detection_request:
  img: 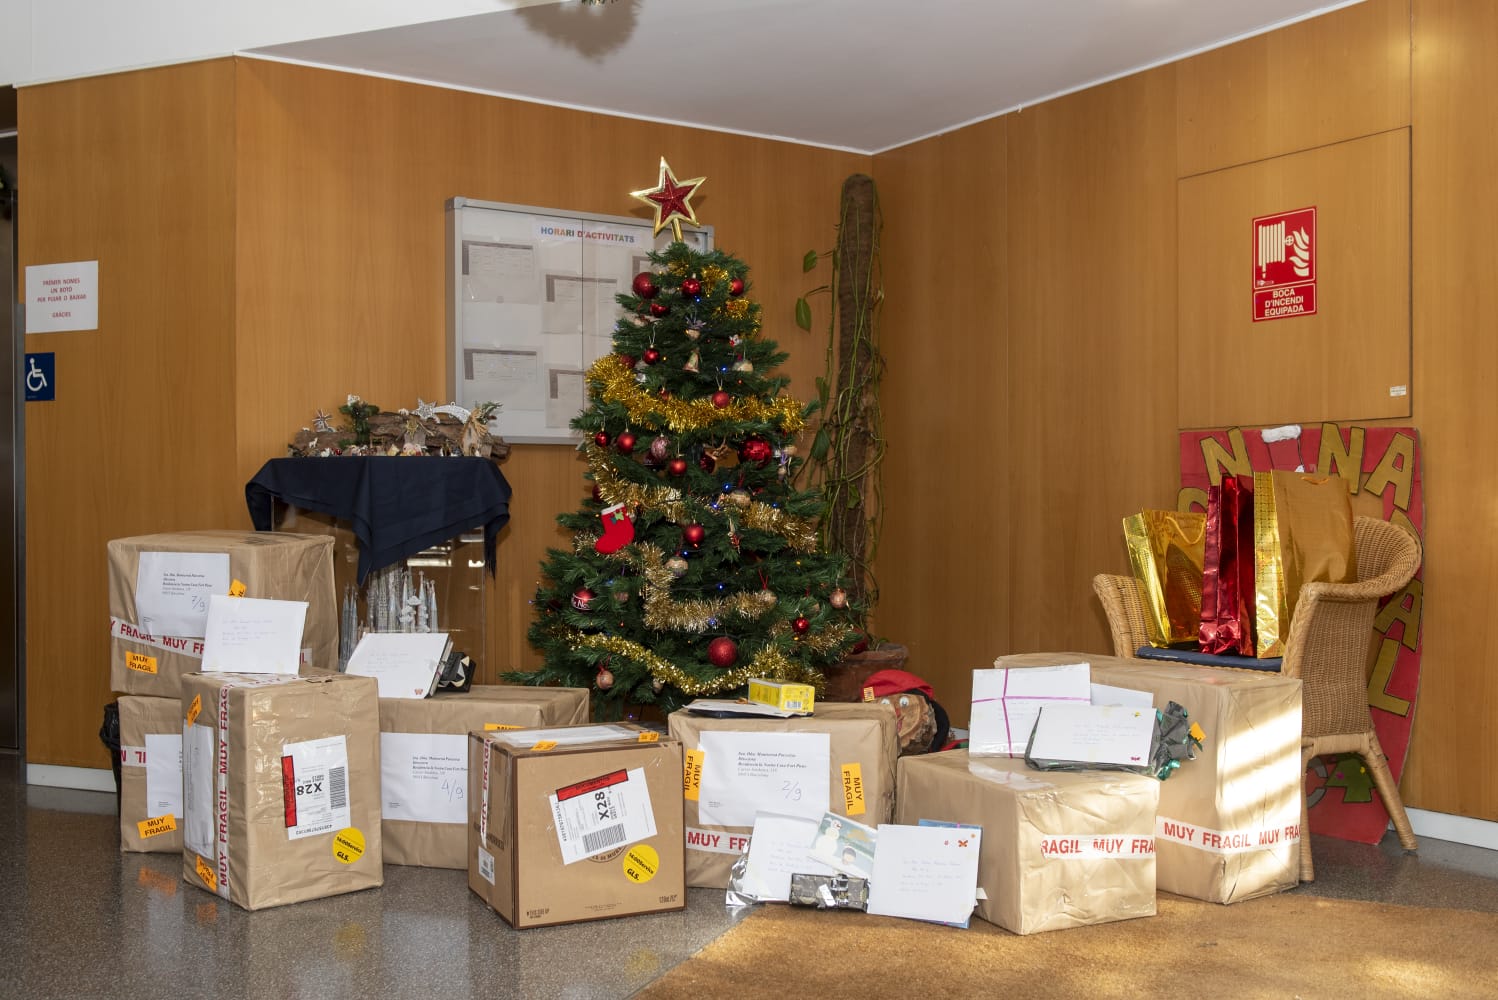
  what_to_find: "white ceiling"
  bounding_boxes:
[250,0,1363,155]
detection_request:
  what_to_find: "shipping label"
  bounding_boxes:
[550,767,657,865]
[281,735,351,840]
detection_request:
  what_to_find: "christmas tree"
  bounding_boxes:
[520,160,862,715]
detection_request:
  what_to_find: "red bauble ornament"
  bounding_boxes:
[667,457,689,477]
[649,302,670,318]
[698,452,717,473]
[593,430,610,448]
[682,523,706,547]
[708,636,738,668]
[711,390,732,409]
[591,483,603,501]
[632,272,659,299]
[739,437,774,466]
[728,278,746,297]
[643,347,662,365]
[617,353,638,370]
[681,277,702,297]
[616,431,637,454]
[658,387,672,399]
[792,616,811,634]
[596,667,615,690]
[571,588,596,611]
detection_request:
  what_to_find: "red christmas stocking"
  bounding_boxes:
[595,503,636,554]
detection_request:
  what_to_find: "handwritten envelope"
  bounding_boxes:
[866,823,982,925]
[200,595,308,674]
[970,662,1090,757]
[1025,703,1156,769]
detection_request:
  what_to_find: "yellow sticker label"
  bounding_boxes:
[637,731,660,742]
[683,749,704,801]
[623,843,660,884]
[333,827,366,865]
[195,854,217,891]
[228,579,247,598]
[126,651,158,675]
[137,814,177,839]
[531,740,558,752]
[186,694,202,726]
[862,686,877,703]
[841,763,866,816]
[484,723,522,731]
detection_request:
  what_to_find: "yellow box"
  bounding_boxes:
[746,678,815,714]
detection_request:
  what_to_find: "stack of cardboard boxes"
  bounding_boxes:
[108,530,1306,931]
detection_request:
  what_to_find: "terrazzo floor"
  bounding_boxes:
[3,753,1497,999]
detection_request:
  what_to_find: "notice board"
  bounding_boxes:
[446,197,712,444]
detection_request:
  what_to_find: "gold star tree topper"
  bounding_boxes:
[631,157,706,241]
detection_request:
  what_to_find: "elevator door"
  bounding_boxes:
[1,121,21,752]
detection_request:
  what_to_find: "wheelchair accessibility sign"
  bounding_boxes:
[24,353,55,402]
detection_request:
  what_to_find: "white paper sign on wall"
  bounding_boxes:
[25,260,99,333]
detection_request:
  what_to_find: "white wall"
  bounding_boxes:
[0,0,557,87]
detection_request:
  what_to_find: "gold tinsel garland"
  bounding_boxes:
[587,446,820,552]
[558,628,833,695]
[586,355,804,434]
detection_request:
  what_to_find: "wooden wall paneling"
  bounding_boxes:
[19,61,239,766]
[1405,0,1498,821]
[872,119,1009,723]
[232,60,870,697]
[1004,68,1182,662]
[1176,0,1411,177]
[1177,129,1411,429]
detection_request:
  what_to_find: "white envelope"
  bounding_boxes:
[199,595,308,674]
[970,661,1091,757]
[1027,703,1156,768]
[345,631,450,699]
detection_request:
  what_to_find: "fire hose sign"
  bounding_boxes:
[1252,206,1316,322]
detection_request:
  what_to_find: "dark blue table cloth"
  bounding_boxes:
[246,457,512,583]
[1134,645,1282,672]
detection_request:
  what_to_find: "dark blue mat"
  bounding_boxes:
[1134,646,1282,672]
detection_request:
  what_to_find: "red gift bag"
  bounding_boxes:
[1198,476,1255,655]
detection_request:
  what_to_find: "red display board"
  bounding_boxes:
[1252,206,1317,322]
[1179,424,1423,845]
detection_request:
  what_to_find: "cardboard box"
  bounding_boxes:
[118,695,184,853]
[181,670,383,910]
[667,701,899,888]
[896,750,1159,934]
[108,531,338,698]
[379,685,589,869]
[1003,652,1303,903]
[468,724,685,928]
[747,678,815,714]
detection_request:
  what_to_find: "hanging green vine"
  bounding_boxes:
[794,174,886,633]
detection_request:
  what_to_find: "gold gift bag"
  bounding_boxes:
[1253,471,1358,658]
[1123,510,1206,647]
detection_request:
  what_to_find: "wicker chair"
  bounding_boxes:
[1092,515,1424,881]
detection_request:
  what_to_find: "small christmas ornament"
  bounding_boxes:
[631,315,649,327]
[596,666,615,690]
[594,503,636,554]
[630,156,706,241]
[617,353,637,369]
[571,588,596,611]
[632,272,659,299]
[666,556,689,578]
[684,325,701,341]
[667,457,689,477]
[829,587,848,609]
[708,636,738,668]
[732,358,754,373]
[756,589,777,607]
[643,347,662,365]
[683,523,706,547]
[683,349,700,373]
[593,430,610,448]
[652,677,665,693]
[698,452,717,473]
[591,483,603,502]
[658,387,672,400]
[728,488,752,508]
[728,334,743,348]
[648,435,672,464]
[616,431,638,454]
[739,438,774,466]
[711,389,732,409]
[681,276,702,298]
[792,616,811,635]
[728,277,746,296]
[614,589,630,603]
[649,302,669,318]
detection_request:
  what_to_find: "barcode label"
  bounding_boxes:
[550,766,657,864]
[583,824,626,854]
[328,767,348,810]
[282,735,351,840]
